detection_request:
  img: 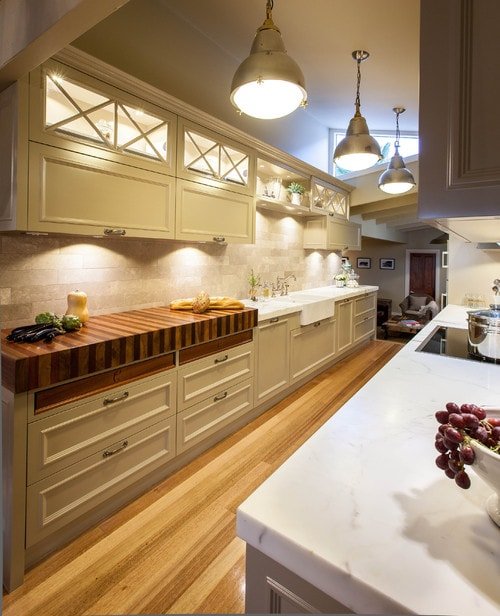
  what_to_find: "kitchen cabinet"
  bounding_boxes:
[254,313,299,406]
[177,117,255,196]
[176,340,254,453]
[310,177,349,219]
[255,157,311,216]
[303,216,361,251]
[1,59,178,238]
[25,369,176,549]
[336,292,376,354]
[419,0,500,220]
[336,298,353,354]
[175,178,255,244]
[290,317,336,382]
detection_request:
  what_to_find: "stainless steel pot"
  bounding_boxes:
[468,306,500,359]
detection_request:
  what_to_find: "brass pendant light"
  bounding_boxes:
[378,107,416,194]
[333,50,382,172]
[230,0,307,120]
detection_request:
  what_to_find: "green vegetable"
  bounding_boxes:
[35,312,62,329]
[61,314,82,331]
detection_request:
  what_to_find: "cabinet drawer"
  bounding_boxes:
[26,418,175,547]
[353,293,376,317]
[176,378,253,454]
[28,371,176,484]
[353,310,376,343]
[177,341,253,410]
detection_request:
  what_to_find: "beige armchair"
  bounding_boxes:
[399,293,435,323]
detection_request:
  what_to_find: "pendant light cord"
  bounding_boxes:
[354,57,362,116]
[394,109,401,153]
[266,0,274,19]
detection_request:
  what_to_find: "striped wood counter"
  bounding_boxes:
[1,306,258,393]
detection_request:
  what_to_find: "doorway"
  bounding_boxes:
[405,249,441,300]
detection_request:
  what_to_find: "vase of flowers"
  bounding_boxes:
[334,273,347,287]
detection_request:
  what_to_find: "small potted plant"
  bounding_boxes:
[286,181,306,205]
[248,268,261,301]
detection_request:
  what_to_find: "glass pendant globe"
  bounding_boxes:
[232,79,305,120]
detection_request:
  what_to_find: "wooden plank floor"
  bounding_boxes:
[2,339,400,615]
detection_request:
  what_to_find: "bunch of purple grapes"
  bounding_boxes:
[434,402,500,489]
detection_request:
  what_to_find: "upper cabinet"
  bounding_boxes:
[177,118,255,196]
[310,177,349,219]
[303,216,361,251]
[255,157,311,216]
[419,0,500,220]
[30,60,177,175]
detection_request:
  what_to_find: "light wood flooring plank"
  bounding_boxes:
[3,340,400,615]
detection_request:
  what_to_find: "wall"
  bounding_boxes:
[447,236,500,307]
[0,210,342,330]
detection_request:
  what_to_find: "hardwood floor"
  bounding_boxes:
[2,340,400,615]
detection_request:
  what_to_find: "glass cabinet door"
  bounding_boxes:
[31,61,176,173]
[311,180,349,218]
[178,119,255,195]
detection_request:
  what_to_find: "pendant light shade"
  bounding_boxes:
[334,50,382,172]
[378,107,416,194]
[230,0,307,120]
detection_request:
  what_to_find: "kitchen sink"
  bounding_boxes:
[273,293,335,325]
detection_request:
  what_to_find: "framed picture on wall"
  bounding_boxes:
[380,258,395,270]
[357,258,371,269]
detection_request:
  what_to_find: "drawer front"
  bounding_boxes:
[177,341,253,410]
[176,379,253,454]
[26,418,175,547]
[28,372,176,484]
[353,310,376,343]
[353,293,376,317]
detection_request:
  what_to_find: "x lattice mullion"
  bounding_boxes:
[118,105,165,159]
[186,132,219,175]
[220,145,247,183]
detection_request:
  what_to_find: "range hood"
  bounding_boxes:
[433,217,500,245]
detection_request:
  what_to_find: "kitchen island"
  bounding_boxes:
[237,304,500,615]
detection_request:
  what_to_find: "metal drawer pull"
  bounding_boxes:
[104,228,126,236]
[214,391,228,402]
[213,236,226,243]
[314,321,321,327]
[214,354,228,364]
[103,391,129,405]
[103,440,128,458]
[269,317,279,323]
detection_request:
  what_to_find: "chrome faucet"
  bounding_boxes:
[274,274,296,296]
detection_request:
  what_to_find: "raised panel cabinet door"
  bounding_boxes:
[353,311,376,344]
[303,217,328,250]
[177,117,256,195]
[28,142,176,238]
[353,293,376,318]
[255,317,290,405]
[289,318,336,382]
[336,299,353,354]
[175,178,255,244]
[29,60,177,175]
[326,217,362,251]
[26,418,176,547]
[27,371,176,484]
[419,0,500,218]
[176,378,254,454]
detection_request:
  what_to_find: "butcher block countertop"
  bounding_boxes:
[1,306,257,394]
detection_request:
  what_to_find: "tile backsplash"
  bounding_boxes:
[0,210,342,329]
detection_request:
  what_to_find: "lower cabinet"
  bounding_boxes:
[290,317,336,382]
[255,314,299,406]
[177,378,254,454]
[336,293,376,354]
[336,298,353,354]
[25,370,177,547]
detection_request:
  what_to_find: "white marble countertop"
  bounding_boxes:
[242,285,379,322]
[237,304,500,616]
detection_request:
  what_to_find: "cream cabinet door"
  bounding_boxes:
[353,311,376,344]
[255,316,292,405]
[303,217,361,251]
[310,177,349,218]
[290,317,336,382]
[175,178,255,244]
[177,117,255,195]
[28,142,176,238]
[336,299,353,354]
